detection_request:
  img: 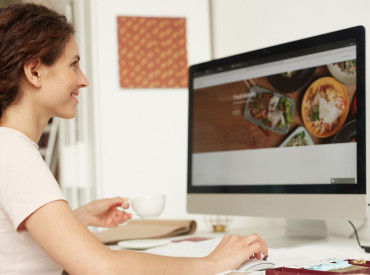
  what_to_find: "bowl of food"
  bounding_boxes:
[267,68,316,93]
[332,119,356,143]
[327,60,356,85]
[301,77,349,138]
[280,126,314,147]
[244,86,294,135]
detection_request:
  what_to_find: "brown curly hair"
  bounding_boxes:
[0,3,75,119]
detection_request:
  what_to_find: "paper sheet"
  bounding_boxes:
[94,219,196,244]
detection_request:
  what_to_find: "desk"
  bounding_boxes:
[207,231,370,269]
[267,235,369,268]
[108,230,370,274]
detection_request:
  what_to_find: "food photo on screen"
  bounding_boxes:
[191,55,357,186]
[192,59,357,152]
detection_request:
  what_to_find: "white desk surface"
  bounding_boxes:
[197,228,370,268]
[108,228,370,272]
[266,235,369,268]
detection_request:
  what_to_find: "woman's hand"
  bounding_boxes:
[205,233,268,273]
[74,197,132,227]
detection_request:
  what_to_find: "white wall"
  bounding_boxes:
[212,0,370,58]
[211,0,370,240]
[89,0,212,226]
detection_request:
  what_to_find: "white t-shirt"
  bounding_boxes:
[0,127,66,274]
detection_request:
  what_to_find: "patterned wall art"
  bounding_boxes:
[117,16,188,88]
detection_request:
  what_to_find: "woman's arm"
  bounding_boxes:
[25,200,268,275]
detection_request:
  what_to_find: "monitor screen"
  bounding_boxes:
[187,26,367,241]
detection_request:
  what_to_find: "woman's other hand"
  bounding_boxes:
[74,197,132,227]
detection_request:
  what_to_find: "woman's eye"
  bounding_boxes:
[71,61,79,68]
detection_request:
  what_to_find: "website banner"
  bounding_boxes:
[191,45,357,186]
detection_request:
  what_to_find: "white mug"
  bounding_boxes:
[130,194,166,219]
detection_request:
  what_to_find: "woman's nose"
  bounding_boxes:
[78,68,89,88]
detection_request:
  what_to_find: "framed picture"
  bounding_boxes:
[117,16,188,88]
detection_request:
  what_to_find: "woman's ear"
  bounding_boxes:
[23,59,42,88]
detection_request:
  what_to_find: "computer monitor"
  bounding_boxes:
[187,26,367,247]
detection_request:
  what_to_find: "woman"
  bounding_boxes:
[0,3,268,274]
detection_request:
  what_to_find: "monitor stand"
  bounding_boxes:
[265,219,327,248]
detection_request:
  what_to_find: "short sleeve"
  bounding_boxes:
[0,131,66,230]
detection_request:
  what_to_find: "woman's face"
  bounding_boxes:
[37,35,89,119]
